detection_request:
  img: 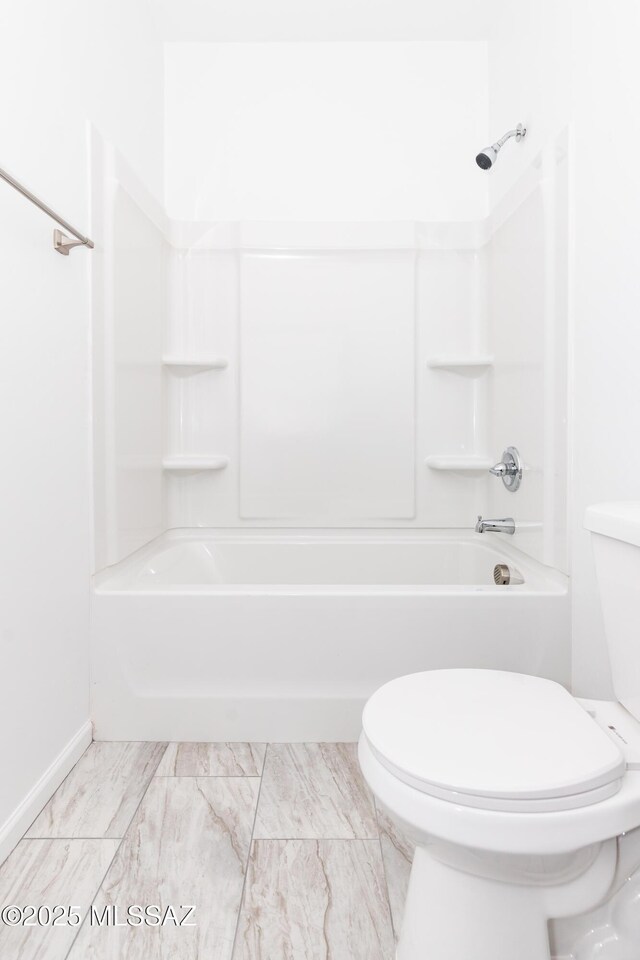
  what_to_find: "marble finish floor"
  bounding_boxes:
[0,741,413,959]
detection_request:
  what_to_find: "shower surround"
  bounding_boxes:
[90,114,569,739]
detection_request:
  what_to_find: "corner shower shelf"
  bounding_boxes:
[426,355,494,373]
[425,455,493,472]
[162,455,229,472]
[162,356,228,370]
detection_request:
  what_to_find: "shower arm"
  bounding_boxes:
[493,125,526,149]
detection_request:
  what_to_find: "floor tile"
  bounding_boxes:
[233,839,395,960]
[67,776,259,960]
[0,839,119,960]
[376,806,414,941]
[26,742,167,839]
[156,742,266,777]
[253,743,377,839]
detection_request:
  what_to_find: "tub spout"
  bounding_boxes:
[476,515,516,535]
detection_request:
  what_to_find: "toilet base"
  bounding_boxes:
[397,840,618,960]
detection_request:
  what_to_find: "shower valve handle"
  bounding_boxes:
[488,447,523,492]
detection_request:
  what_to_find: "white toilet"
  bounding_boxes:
[359,503,640,960]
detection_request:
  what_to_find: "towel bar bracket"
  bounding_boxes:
[53,229,93,256]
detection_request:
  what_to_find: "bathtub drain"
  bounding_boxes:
[493,563,524,586]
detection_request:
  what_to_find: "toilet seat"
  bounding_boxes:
[362,669,626,813]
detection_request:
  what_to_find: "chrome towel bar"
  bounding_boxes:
[0,163,94,256]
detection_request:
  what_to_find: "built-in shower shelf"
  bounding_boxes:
[426,455,493,472]
[427,355,494,373]
[162,356,228,370]
[162,456,229,472]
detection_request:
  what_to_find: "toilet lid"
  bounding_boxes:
[362,670,626,810]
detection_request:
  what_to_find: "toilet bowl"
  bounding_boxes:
[359,503,640,960]
[359,673,640,960]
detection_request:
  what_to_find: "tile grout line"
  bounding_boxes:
[373,798,399,948]
[153,774,263,779]
[228,743,269,960]
[21,836,124,842]
[60,741,170,960]
[218,834,380,841]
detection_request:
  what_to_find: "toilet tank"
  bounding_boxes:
[585,503,640,722]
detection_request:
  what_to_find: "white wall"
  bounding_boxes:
[486,0,572,208]
[164,41,488,222]
[570,1,640,698]
[155,0,498,43]
[0,0,163,860]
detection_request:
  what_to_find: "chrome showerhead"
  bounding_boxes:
[476,123,526,170]
[475,145,499,170]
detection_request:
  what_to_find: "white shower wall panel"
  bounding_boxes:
[166,249,239,358]
[487,135,569,571]
[239,251,416,519]
[163,223,494,530]
[489,186,545,550]
[112,188,166,557]
[419,246,491,526]
[92,136,169,569]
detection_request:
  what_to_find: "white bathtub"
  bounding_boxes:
[91,530,569,740]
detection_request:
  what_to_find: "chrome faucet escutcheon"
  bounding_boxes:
[489,446,523,492]
[475,516,516,535]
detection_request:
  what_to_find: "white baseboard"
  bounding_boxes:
[92,696,364,742]
[0,721,93,867]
